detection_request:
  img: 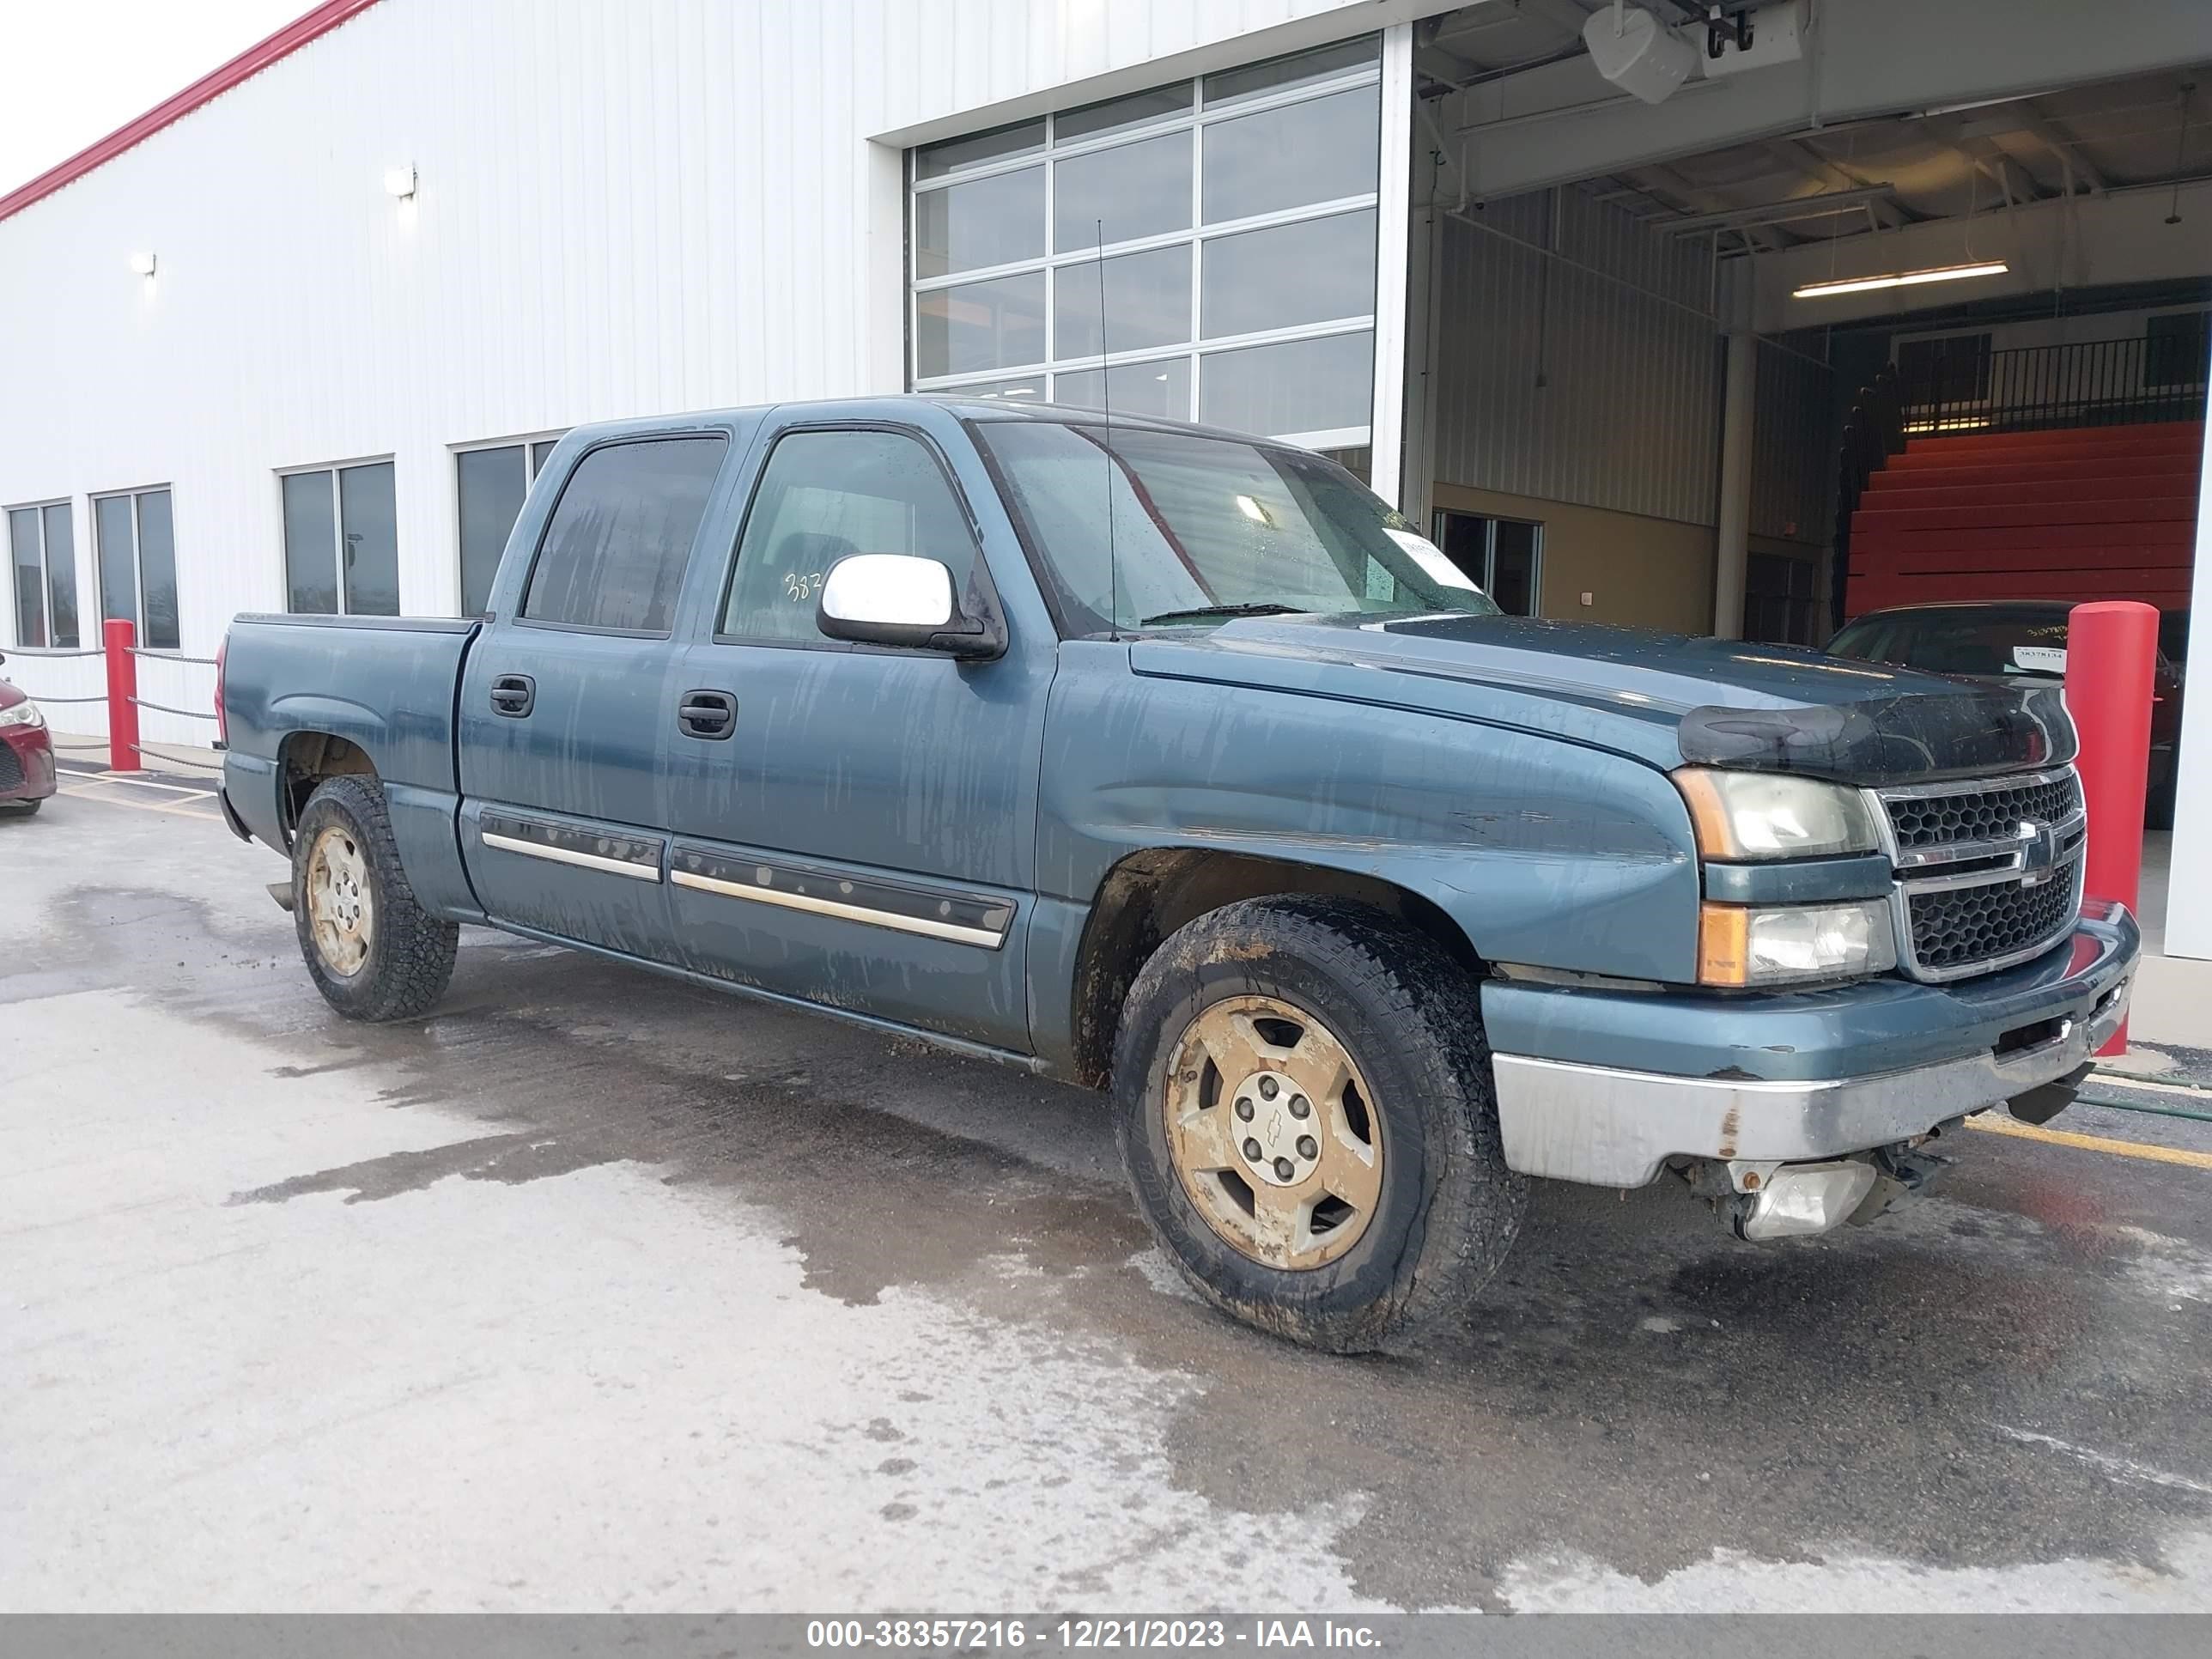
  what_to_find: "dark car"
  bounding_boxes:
[0,653,58,816]
[1826,601,2186,830]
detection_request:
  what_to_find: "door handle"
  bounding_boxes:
[489,674,535,718]
[678,689,738,740]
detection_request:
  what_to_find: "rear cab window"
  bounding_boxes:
[520,435,728,632]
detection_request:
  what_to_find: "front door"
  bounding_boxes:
[662,422,1052,1052]
[459,432,731,961]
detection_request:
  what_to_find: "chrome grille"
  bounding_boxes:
[1883,772,2081,851]
[1870,766,2086,983]
[1905,855,2083,974]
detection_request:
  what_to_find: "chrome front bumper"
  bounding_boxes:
[1492,933,2135,1189]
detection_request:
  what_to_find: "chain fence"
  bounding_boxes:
[13,641,224,778]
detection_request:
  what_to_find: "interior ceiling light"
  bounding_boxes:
[1791,261,2009,300]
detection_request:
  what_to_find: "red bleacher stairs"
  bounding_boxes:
[1845,420,2203,616]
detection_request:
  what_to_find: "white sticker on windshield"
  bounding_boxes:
[2012,645,2068,674]
[1385,529,1481,592]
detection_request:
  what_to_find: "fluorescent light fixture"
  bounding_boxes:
[128,250,156,276]
[384,164,417,198]
[1903,416,1994,434]
[1792,260,2008,300]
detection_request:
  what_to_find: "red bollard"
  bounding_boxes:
[2066,600,2159,1055]
[104,617,139,774]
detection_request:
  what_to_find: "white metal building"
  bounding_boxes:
[3,0,2211,954]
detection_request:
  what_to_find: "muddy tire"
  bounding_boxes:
[1113,896,1525,1355]
[292,775,458,1022]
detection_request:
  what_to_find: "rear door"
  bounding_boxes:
[458,430,732,961]
[661,414,1055,1052]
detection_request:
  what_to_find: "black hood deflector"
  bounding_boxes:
[1677,684,2075,787]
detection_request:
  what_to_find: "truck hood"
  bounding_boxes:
[1127,613,2075,787]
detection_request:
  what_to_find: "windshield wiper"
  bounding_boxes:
[1139,602,1304,627]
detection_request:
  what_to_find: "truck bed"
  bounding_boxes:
[221,612,483,915]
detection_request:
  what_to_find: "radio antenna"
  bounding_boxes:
[1097,218,1119,641]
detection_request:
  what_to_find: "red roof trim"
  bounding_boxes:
[0,0,383,224]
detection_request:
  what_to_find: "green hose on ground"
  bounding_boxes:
[2074,1091,2212,1126]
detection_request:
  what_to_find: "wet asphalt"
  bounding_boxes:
[4,772,2211,1613]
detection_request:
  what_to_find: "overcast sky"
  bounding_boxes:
[0,0,308,196]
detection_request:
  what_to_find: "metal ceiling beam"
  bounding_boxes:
[1420,40,1595,94]
[1916,115,2057,204]
[1449,0,2212,204]
[1656,180,1902,233]
[1964,104,2110,193]
[1631,160,1804,247]
[1760,137,1912,226]
[1514,0,1604,40]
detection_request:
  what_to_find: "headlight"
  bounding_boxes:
[1674,768,1877,860]
[1698,899,1897,988]
[0,699,44,730]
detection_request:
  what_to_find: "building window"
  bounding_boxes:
[1432,510,1540,616]
[282,462,398,617]
[2144,309,2210,391]
[91,488,179,650]
[520,437,726,634]
[8,501,79,649]
[908,35,1382,448]
[1744,551,1819,646]
[455,436,565,617]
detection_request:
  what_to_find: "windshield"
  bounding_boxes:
[1829,606,2073,679]
[974,421,1499,634]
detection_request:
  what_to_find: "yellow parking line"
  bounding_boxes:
[57,771,211,797]
[1966,1112,2212,1171]
[55,785,220,822]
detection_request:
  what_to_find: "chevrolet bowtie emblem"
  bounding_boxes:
[2018,819,2058,886]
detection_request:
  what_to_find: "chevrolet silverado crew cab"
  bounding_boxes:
[219,398,2138,1353]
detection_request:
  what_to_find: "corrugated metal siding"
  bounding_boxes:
[1429,185,1724,527]
[0,0,1376,739]
[1750,339,1835,546]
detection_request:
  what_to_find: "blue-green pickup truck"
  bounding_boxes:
[219,397,2138,1352]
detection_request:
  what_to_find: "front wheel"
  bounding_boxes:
[292,775,458,1021]
[1113,896,1525,1354]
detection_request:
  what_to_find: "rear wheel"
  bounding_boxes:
[292,775,457,1021]
[1114,896,1525,1354]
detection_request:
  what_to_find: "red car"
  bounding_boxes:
[0,654,58,815]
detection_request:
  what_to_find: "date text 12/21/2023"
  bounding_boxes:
[804,1618,1383,1650]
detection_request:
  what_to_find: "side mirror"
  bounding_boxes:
[817,553,1006,659]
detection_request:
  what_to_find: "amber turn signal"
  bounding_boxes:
[1698,902,1752,987]
[1677,773,1739,863]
